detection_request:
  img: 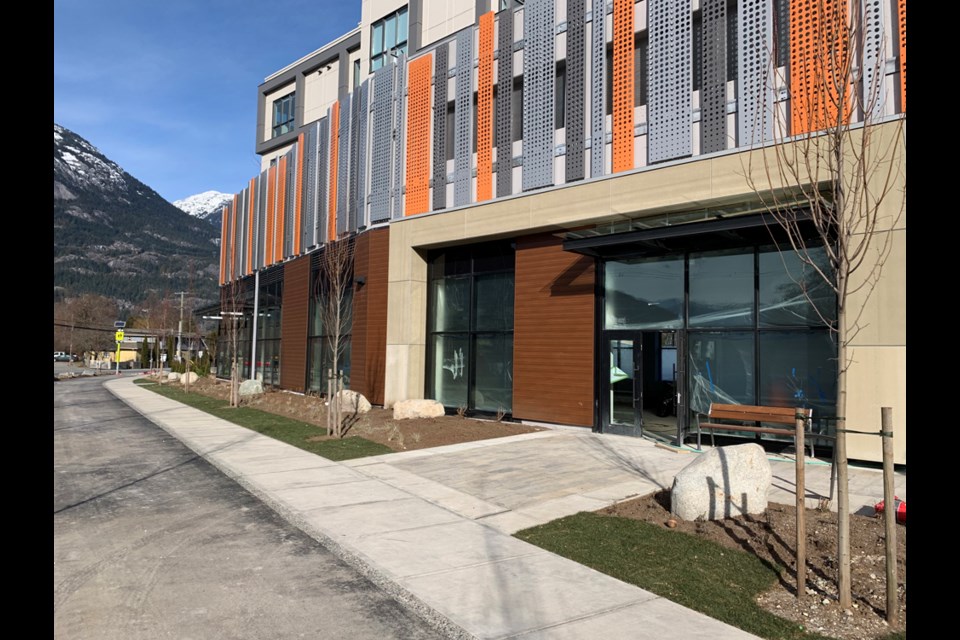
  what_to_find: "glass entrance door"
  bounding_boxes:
[605,331,681,441]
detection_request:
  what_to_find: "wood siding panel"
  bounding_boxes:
[350,227,389,405]
[280,254,310,393]
[513,234,595,426]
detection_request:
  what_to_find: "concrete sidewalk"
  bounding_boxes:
[106,377,904,640]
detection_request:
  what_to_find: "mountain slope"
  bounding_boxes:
[174,190,232,227]
[53,123,220,310]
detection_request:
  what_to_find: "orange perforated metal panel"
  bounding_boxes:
[295,134,304,255]
[898,0,906,112]
[247,178,256,275]
[328,102,339,241]
[405,54,433,216]
[276,156,287,262]
[477,11,494,202]
[220,204,229,284]
[612,0,635,173]
[789,0,850,135]
[266,165,276,265]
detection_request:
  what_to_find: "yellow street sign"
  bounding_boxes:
[115,330,125,342]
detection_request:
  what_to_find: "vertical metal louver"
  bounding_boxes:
[738,0,775,146]
[392,57,407,219]
[522,0,556,191]
[566,0,586,182]
[701,0,727,154]
[433,43,449,211]
[370,65,395,223]
[590,0,607,177]
[648,0,692,164]
[496,8,514,197]
[454,28,474,206]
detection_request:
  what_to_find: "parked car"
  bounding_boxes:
[54,353,71,362]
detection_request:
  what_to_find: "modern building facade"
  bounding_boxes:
[217,0,907,464]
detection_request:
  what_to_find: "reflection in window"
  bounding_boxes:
[759,245,835,327]
[688,331,755,414]
[605,257,684,329]
[272,92,296,138]
[689,248,754,327]
[370,7,408,71]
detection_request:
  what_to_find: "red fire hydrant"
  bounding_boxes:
[874,497,906,525]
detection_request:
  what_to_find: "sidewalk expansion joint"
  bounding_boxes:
[494,594,660,640]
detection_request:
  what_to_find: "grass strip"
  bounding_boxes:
[515,512,836,640]
[134,379,393,461]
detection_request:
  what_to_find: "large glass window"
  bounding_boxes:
[307,274,353,394]
[370,7,408,71]
[272,93,296,138]
[428,242,515,414]
[689,248,755,327]
[605,256,684,329]
[759,245,835,327]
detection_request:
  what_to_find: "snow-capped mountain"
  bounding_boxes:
[173,190,233,225]
[54,122,220,309]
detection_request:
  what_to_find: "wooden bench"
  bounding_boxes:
[695,403,816,456]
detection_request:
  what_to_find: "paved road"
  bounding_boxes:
[54,376,445,640]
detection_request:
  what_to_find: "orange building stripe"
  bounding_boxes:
[230,194,238,281]
[220,204,229,284]
[247,178,256,275]
[266,165,276,265]
[789,0,850,135]
[612,0,635,173]
[328,102,339,241]
[405,54,433,216]
[898,0,906,112]
[276,156,287,262]
[295,134,304,254]
[477,11,494,202]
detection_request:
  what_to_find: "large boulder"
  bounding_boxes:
[671,443,772,521]
[336,389,371,414]
[239,378,264,397]
[167,372,180,382]
[179,371,199,385]
[393,399,445,420]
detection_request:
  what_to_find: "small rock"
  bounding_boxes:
[844,609,854,617]
[666,519,677,528]
[822,598,830,606]
[869,573,877,580]
[806,588,816,595]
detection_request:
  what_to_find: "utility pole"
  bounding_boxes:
[175,291,186,363]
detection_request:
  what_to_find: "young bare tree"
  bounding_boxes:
[314,237,355,438]
[744,1,906,608]
[222,279,247,408]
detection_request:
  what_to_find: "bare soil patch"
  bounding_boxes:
[175,375,544,451]
[600,491,906,640]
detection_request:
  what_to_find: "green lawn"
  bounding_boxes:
[134,379,393,461]
[515,512,835,640]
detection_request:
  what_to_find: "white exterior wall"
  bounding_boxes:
[303,60,341,125]
[421,0,474,48]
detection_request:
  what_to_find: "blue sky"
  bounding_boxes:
[54,0,361,203]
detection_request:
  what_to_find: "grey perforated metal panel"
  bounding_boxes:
[348,88,362,232]
[286,148,296,256]
[737,0,775,147]
[257,171,267,269]
[317,116,330,244]
[648,0,692,164]
[392,57,406,220]
[355,79,369,230]
[774,0,789,68]
[371,65,394,223]
[337,92,351,235]
[701,0,727,154]
[302,124,316,250]
[522,0,555,191]
[566,0,586,182]
[454,28,474,206]
[590,0,606,178]
[862,0,886,120]
[496,9,514,197]
[433,43,449,211]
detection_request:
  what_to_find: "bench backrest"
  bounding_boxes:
[707,403,813,426]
